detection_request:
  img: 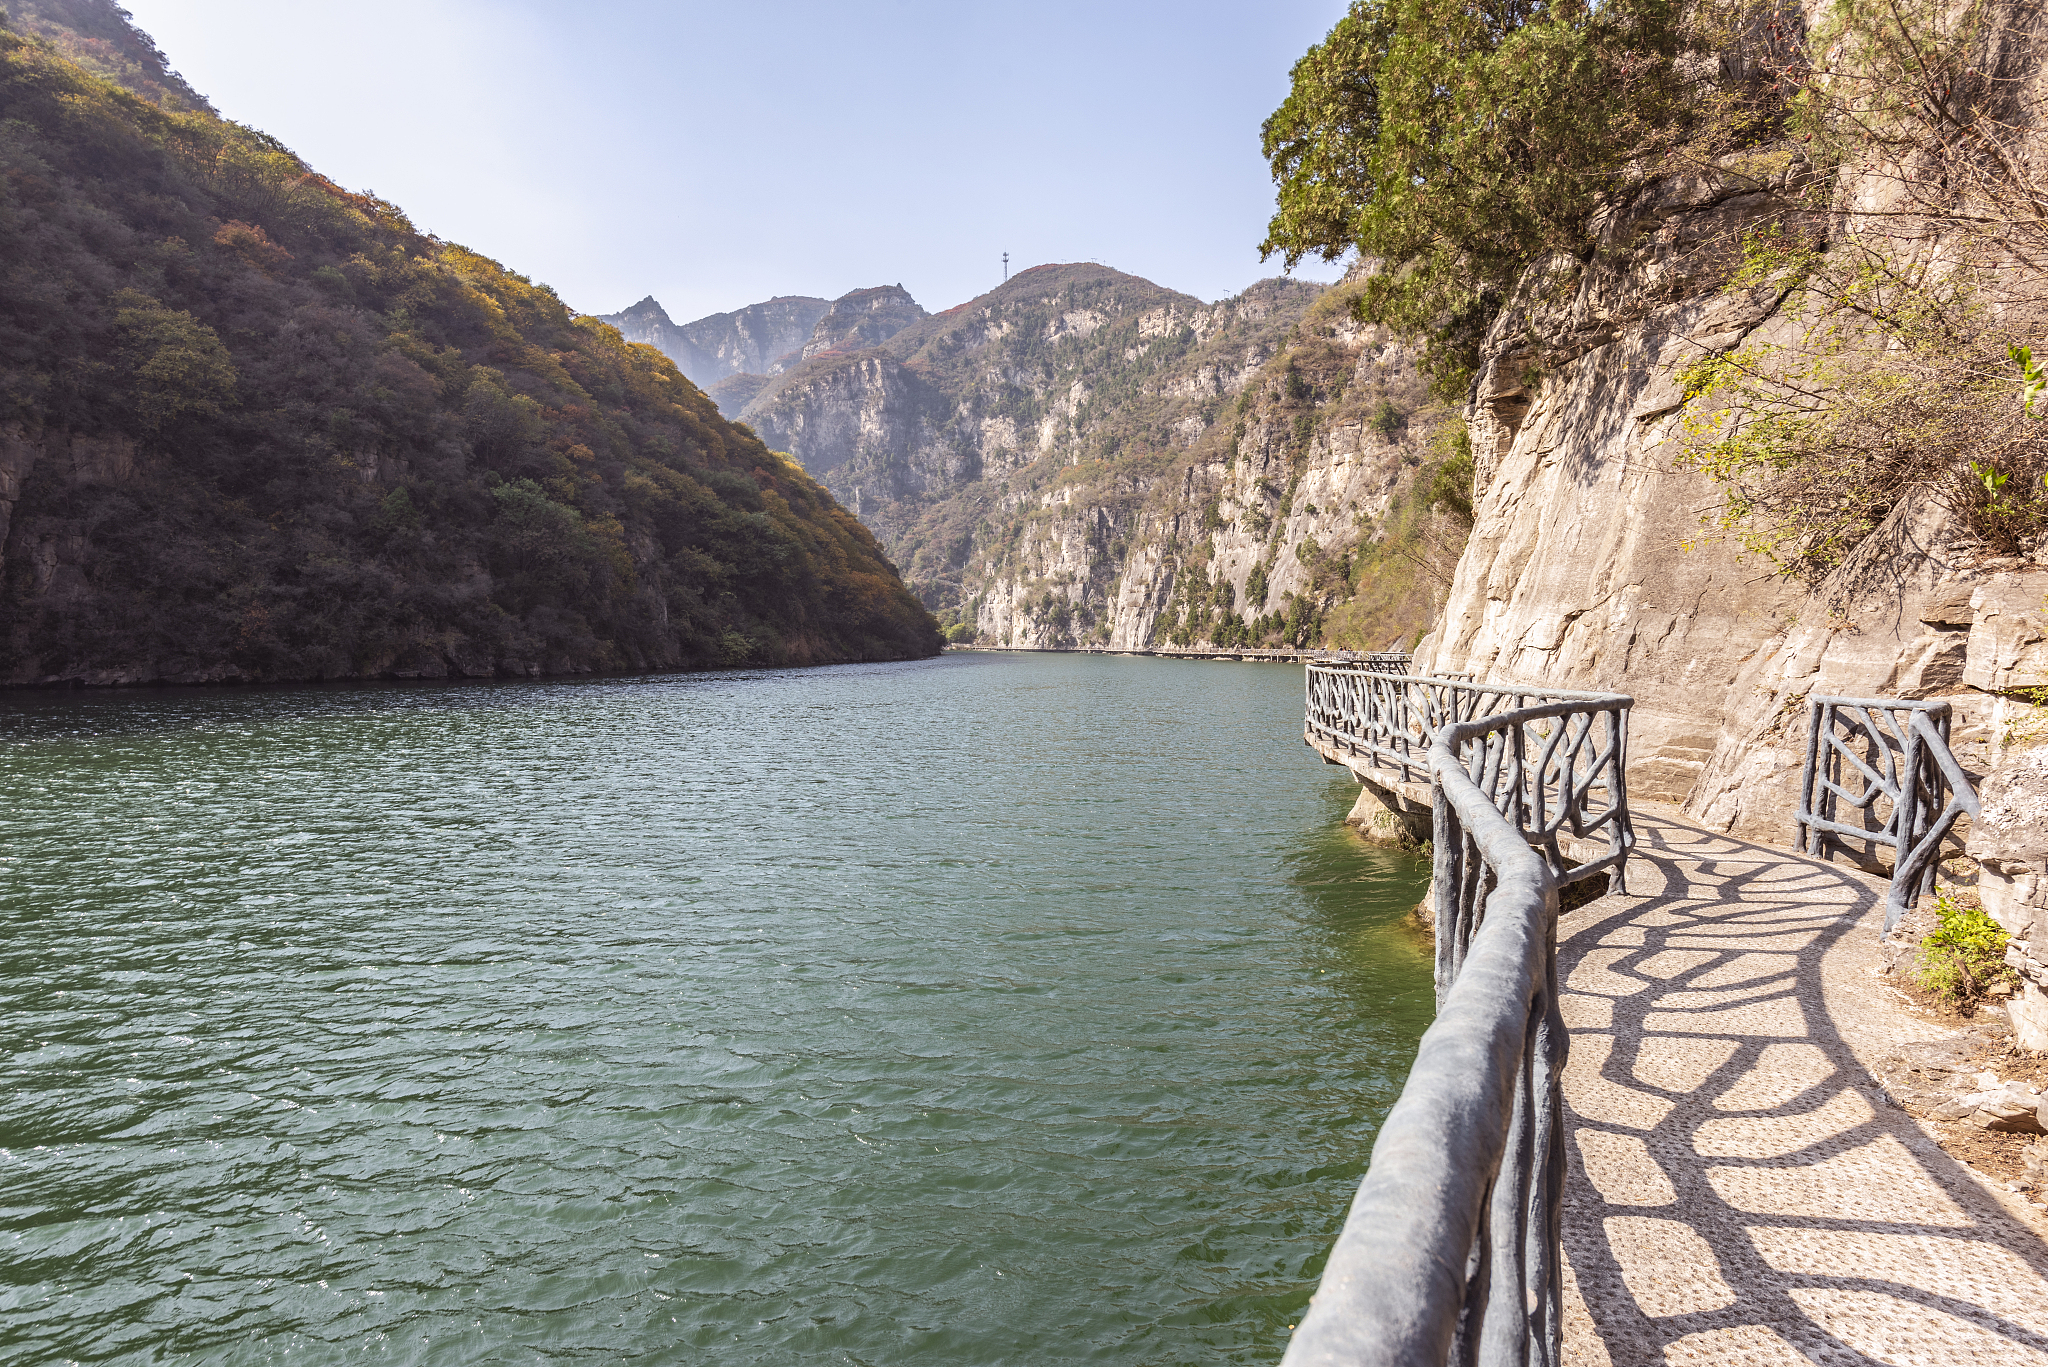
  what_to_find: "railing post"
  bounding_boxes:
[1799,695,1979,930]
[1796,699,1822,855]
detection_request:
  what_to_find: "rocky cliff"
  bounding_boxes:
[1415,150,2048,845]
[738,263,1452,652]
[796,285,926,363]
[594,294,829,388]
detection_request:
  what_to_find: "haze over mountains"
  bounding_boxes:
[598,286,930,402]
[596,295,828,389]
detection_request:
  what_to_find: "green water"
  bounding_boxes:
[0,652,1433,1365]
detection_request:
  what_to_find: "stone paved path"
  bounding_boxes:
[1559,810,2048,1365]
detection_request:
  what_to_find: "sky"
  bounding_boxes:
[118,1,1355,326]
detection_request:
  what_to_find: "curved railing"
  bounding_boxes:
[1287,674,1634,1367]
[1304,667,1633,894]
[1796,694,1980,932]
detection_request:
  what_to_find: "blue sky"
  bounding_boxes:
[121,1,1354,323]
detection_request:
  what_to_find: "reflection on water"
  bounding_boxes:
[0,653,1432,1364]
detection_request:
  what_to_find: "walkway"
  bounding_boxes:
[1559,809,2048,1365]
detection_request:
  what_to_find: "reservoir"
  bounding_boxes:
[1,653,1433,1365]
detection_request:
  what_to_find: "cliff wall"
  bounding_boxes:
[1417,152,2048,844]
[742,263,1450,653]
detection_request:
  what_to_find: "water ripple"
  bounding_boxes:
[0,654,1430,1364]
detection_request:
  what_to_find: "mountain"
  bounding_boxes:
[1,0,210,110]
[602,285,931,408]
[796,285,927,363]
[734,262,1446,652]
[593,294,829,388]
[0,3,940,684]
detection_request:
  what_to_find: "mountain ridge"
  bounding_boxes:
[0,3,940,684]
[721,261,1446,655]
[593,293,829,389]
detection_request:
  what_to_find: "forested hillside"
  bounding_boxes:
[0,7,938,684]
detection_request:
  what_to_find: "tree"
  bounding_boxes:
[1261,0,1680,396]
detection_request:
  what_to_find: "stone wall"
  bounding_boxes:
[1973,743,2048,1048]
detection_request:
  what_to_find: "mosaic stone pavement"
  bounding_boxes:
[1558,811,2048,1365]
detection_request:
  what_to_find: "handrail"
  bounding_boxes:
[1294,700,1630,1360]
[1795,694,1981,932]
[1305,667,1634,890]
[1287,686,1633,1367]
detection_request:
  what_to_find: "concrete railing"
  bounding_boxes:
[1287,674,1634,1367]
[1304,668,1634,887]
[1796,694,1981,932]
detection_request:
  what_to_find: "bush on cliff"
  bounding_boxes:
[1673,0,2048,580]
[0,17,940,681]
[1915,891,2017,1012]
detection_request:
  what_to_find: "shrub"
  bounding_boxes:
[1914,891,2017,1010]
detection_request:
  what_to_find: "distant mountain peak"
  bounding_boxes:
[609,296,675,326]
[800,286,927,363]
[592,294,830,389]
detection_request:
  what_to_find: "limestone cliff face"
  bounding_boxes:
[1416,151,2048,842]
[968,291,1435,652]
[595,295,829,388]
[740,263,1444,652]
[797,285,927,363]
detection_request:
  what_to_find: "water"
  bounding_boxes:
[0,653,1434,1365]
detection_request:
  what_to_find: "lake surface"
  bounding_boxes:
[0,652,1433,1365]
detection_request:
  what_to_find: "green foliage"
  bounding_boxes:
[1262,0,1680,396]
[1369,398,1403,437]
[1914,892,2017,1010]
[1425,435,1475,525]
[1671,0,2048,575]
[1724,221,1824,293]
[2014,345,2046,419]
[1677,274,2048,577]
[0,21,938,680]
[110,290,237,428]
[2,0,209,111]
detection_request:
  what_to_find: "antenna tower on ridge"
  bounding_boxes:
[1002,252,1009,284]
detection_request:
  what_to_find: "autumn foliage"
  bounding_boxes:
[0,18,939,682]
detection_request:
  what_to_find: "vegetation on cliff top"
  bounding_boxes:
[1268,0,2047,579]
[1673,0,2048,582]
[0,11,939,682]
[1262,0,1680,396]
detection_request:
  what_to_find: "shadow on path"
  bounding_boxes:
[1560,812,2048,1366]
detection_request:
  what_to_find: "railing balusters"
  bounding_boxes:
[1794,694,1982,932]
[1304,667,1635,893]
[1293,668,1634,1367]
